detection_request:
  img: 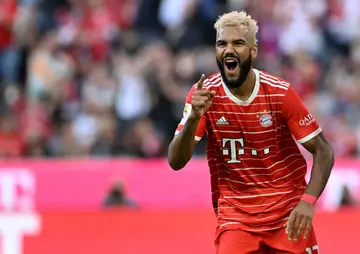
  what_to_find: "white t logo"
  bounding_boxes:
[222,138,245,163]
[0,214,40,254]
[0,169,41,254]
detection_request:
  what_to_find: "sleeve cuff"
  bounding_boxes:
[194,136,202,141]
[174,130,202,141]
[297,127,322,144]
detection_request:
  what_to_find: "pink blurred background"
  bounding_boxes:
[0,158,360,253]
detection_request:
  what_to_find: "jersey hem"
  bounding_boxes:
[215,221,288,242]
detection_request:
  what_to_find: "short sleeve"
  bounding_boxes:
[282,86,322,143]
[175,86,207,141]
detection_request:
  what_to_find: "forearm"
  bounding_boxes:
[305,142,334,198]
[168,115,200,170]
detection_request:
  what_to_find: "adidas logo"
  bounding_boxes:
[216,116,229,125]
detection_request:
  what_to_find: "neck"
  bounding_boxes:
[229,69,256,100]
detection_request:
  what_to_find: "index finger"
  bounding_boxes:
[295,218,307,241]
[286,213,296,235]
[196,74,205,90]
[303,220,312,239]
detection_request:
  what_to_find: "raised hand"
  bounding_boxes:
[190,74,216,119]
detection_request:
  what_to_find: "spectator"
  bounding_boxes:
[339,185,357,207]
[0,112,25,158]
[0,0,19,85]
[103,181,138,209]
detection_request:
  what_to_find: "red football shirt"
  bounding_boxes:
[175,69,321,234]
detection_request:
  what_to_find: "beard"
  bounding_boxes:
[216,50,252,89]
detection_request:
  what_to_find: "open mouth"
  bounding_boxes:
[224,58,239,73]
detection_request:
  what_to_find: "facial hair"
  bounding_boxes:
[217,50,252,89]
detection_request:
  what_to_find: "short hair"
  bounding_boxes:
[214,11,259,45]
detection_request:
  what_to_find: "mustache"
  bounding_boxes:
[222,54,240,62]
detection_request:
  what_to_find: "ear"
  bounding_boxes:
[251,44,258,60]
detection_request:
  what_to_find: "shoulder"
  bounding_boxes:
[258,70,292,94]
[185,73,222,99]
[193,72,222,90]
[204,72,222,87]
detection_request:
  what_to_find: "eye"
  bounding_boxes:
[217,42,226,47]
[234,41,244,46]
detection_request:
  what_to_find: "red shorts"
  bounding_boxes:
[215,227,319,254]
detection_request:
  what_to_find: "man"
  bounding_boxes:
[168,11,334,254]
[103,181,138,209]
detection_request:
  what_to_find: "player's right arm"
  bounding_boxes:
[168,74,216,170]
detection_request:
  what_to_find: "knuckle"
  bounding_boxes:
[192,102,200,108]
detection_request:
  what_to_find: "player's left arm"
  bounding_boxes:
[301,133,334,199]
[281,85,334,241]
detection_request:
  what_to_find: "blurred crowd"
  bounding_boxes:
[0,0,359,158]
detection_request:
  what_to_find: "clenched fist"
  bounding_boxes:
[190,74,216,119]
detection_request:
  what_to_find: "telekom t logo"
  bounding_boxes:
[0,169,40,254]
[222,138,245,163]
[222,138,270,163]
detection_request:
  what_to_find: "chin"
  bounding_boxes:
[226,76,240,83]
[225,72,241,82]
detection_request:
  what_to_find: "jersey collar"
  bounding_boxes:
[221,69,260,106]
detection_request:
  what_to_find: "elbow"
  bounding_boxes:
[167,138,193,171]
[167,153,186,171]
[168,149,187,171]
[168,161,184,171]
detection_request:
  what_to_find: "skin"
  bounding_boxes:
[167,74,214,170]
[168,25,334,243]
[286,133,334,241]
[215,26,258,100]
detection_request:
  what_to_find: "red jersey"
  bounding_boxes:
[175,69,322,234]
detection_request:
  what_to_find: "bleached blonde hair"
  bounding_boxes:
[214,11,259,45]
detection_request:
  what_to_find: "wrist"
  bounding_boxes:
[188,112,201,121]
[301,194,317,206]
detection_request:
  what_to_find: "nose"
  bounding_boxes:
[224,43,235,55]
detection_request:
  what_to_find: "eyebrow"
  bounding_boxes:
[216,39,246,44]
